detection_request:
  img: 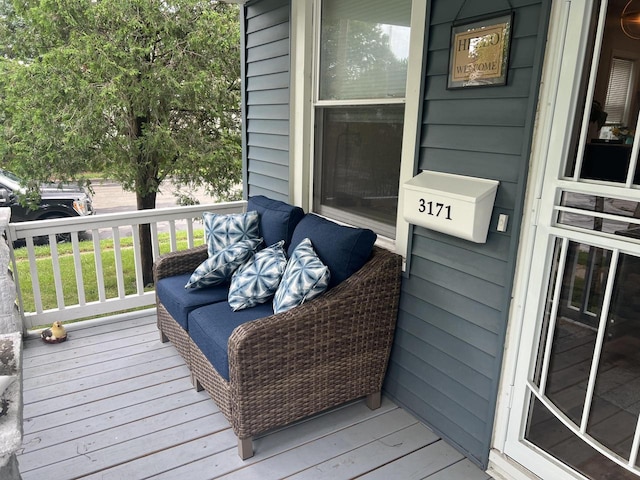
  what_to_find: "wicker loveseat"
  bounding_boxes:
[153,196,402,459]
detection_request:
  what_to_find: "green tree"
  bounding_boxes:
[0,0,241,284]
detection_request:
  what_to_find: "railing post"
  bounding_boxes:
[0,207,24,479]
[0,209,21,334]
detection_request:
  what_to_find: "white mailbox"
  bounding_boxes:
[403,171,499,243]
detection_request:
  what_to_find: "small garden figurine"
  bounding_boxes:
[41,321,67,343]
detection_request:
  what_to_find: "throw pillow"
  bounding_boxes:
[228,240,288,311]
[203,210,260,257]
[273,238,330,314]
[185,238,263,289]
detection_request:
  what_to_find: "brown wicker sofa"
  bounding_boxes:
[153,197,402,459]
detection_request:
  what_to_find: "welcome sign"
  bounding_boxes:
[448,13,513,89]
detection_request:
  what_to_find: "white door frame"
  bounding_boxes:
[489,0,631,479]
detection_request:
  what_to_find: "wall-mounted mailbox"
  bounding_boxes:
[403,171,499,243]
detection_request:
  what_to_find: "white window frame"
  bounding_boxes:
[289,0,428,259]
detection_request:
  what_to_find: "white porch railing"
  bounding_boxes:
[6,201,246,330]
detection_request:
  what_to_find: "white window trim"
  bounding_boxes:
[290,0,314,212]
[289,0,428,261]
[396,0,428,259]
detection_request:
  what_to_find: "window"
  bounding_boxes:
[313,0,411,239]
[603,56,635,125]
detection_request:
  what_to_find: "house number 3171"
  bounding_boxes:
[418,199,452,220]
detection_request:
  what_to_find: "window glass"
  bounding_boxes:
[314,105,404,237]
[314,0,411,238]
[319,0,411,100]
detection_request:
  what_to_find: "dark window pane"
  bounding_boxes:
[314,105,403,236]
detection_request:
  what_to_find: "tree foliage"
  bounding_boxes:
[0,0,242,283]
[2,0,241,199]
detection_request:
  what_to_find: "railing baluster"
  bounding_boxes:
[187,218,195,249]
[25,237,43,315]
[150,223,159,261]
[92,229,106,303]
[132,225,144,295]
[113,227,125,299]
[49,235,65,310]
[71,232,86,306]
[169,220,177,252]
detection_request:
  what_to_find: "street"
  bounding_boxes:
[90,180,216,214]
[89,180,219,239]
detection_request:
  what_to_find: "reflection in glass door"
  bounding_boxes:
[508,0,640,478]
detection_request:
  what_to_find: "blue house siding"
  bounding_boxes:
[241,0,291,202]
[384,0,551,468]
[239,0,552,471]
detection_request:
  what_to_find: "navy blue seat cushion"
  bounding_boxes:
[247,195,305,250]
[288,214,377,288]
[189,302,274,381]
[156,273,230,330]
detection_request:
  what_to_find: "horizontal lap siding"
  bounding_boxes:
[384,0,550,469]
[242,0,291,202]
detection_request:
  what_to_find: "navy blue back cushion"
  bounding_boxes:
[156,273,230,330]
[247,196,305,250]
[189,302,274,381]
[288,214,377,288]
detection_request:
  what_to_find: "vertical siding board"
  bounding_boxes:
[247,88,289,105]
[402,278,502,335]
[246,5,290,33]
[246,72,290,92]
[400,293,499,358]
[386,0,551,468]
[414,225,513,261]
[246,25,290,51]
[411,235,509,286]
[420,149,521,182]
[384,364,487,465]
[247,55,290,77]
[394,328,493,402]
[396,310,496,379]
[243,0,291,201]
[410,257,504,310]
[247,146,289,166]
[247,38,289,63]
[387,350,488,438]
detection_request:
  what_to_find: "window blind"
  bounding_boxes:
[604,57,634,125]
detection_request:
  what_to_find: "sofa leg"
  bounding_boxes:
[238,437,254,460]
[191,372,204,392]
[159,330,169,343]
[366,391,381,410]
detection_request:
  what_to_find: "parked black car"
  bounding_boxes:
[0,169,94,240]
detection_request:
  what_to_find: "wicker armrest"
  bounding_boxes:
[153,244,209,283]
[227,246,402,439]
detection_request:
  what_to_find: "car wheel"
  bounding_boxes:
[38,214,74,244]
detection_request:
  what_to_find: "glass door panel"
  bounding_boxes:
[526,242,640,478]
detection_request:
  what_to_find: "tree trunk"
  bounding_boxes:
[137,190,157,287]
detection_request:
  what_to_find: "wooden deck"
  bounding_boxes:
[18,312,492,480]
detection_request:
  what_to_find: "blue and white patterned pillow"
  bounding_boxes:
[203,210,260,257]
[185,238,263,289]
[228,241,288,311]
[273,238,330,314]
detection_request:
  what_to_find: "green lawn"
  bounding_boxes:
[14,229,205,313]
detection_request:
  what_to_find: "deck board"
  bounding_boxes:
[18,312,492,479]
